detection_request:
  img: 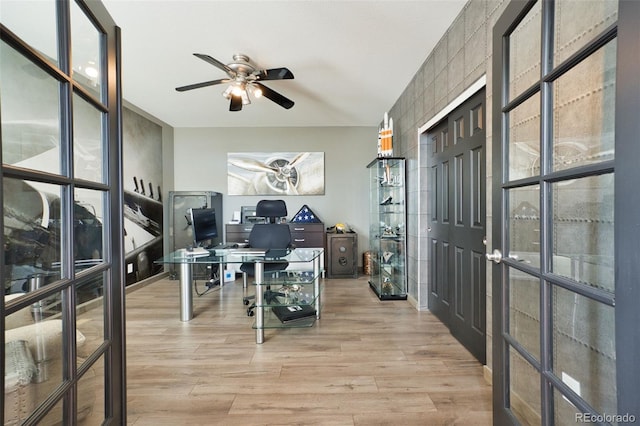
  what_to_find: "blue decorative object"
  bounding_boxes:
[291,205,321,223]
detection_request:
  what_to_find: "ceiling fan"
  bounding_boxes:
[175,53,295,112]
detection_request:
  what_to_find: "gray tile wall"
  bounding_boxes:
[388,1,619,414]
[387,0,507,370]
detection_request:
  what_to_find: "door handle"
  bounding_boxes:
[485,249,519,264]
[486,249,502,264]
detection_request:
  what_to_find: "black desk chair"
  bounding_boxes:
[241,200,292,316]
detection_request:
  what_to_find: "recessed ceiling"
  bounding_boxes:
[102,0,466,128]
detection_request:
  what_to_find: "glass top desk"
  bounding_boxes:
[155,248,323,343]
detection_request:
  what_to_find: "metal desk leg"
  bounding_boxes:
[313,255,321,320]
[219,261,225,287]
[179,261,193,322]
[255,261,264,344]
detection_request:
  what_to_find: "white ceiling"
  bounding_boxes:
[101,0,466,128]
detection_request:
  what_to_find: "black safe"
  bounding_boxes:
[325,232,358,279]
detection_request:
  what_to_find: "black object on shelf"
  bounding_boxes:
[272,304,316,323]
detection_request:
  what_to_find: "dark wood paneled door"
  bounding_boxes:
[427,88,486,364]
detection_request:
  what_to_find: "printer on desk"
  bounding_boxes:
[241,206,268,224]
[242,205,288,224]
[242,206,260,224]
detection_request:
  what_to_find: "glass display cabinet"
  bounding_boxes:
[366,157,407,300]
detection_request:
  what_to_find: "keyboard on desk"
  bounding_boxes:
[216,243,239,250]
[231,248,267,255]
[184,247,210,257]
[213,247,266,256]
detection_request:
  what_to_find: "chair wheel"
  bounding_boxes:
[243,299,249,305]
[247,308,254,316]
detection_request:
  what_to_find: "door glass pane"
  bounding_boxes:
[4,290,66,419]
[552,286,616,418]
[554,0,618,66]
[508,267,540,359]
[509,185,540,268]
[552,174,614,292]
[553,388,583,426]
[553,40,616,171]
[3,179,63,294]
[508,93,541,180]
[78,355,104,424]
[71,0,103,99]
[76,274,106,358]
[1,41,62,175]
[509,346,541,426]
[508,1,542,101]
[74,188,105,274]
[39,399,63,426]
[0,1,58,66]
[73,94,104,182]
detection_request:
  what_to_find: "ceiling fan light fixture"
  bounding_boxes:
[231,83,245,97]
[222,85,233,99]
[240,90,251,105]
[251,85,263,98]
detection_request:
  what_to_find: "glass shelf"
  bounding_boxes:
[251,269,323,286]
[254,281,323,308]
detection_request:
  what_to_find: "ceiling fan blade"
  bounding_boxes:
[254,82,294,109]
[175,78,229,92]
[229,95,243,112]
[193,53,236,77]
[256,67,294,81]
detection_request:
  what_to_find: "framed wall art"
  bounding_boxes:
[227,152,325,196]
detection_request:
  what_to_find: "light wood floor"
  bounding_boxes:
[123,275,492,425]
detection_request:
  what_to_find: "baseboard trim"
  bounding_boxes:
[483,365,492,385]
[125,272,169,294]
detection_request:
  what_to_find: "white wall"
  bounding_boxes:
[172,126,377,265]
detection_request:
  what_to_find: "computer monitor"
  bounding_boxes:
[190,207,218,247]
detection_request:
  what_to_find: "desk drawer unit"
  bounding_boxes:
[225,222,325,275]
[225,224,254,244]
[289,223,324,248]
[226,223,325,248]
